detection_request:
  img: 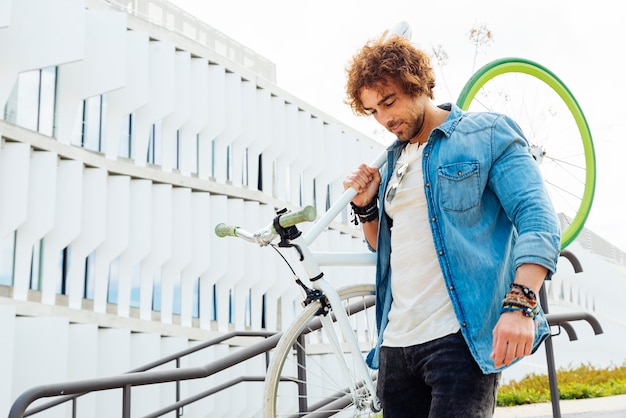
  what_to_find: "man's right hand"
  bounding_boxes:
[343,164,381,207]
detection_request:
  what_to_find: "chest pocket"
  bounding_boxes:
[438,161,480,212]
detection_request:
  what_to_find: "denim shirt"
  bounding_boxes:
[366,103,561,374]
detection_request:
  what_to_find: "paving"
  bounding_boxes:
[494,394,626,417]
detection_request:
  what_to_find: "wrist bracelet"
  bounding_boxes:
[501,288,539,319]
[510,282,537,301]
[350,199,378,225]
[501,304,539,319]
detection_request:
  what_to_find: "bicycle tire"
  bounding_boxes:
[456,57,596,249]
[264,284,379,417]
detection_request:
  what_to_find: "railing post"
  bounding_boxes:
[540,284,562,418]
[296,335,308,414]
[122,385,131,418]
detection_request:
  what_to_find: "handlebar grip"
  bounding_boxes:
[214,223,238,238]
[278,205,317,228]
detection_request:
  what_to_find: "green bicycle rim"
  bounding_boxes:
[456,57,596,250]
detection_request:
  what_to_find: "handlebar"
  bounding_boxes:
[214,205,317,243]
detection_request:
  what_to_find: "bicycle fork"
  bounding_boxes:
[288,235,381,413]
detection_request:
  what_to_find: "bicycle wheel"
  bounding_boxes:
[264,284,380,417]
[456,58,596,250]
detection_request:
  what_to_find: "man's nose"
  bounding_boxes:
[376,110,392,127]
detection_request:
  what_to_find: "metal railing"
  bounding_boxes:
[540,249,604,418]
[8,331,280,418]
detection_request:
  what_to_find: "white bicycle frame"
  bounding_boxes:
[216,150,387,413]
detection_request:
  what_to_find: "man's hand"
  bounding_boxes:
[490,311,535,368]
[343,164,381,207]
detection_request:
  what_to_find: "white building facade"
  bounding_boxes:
[0,0,382,416]
[1,0,624,416]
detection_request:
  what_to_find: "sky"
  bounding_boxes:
[171,0,626,251]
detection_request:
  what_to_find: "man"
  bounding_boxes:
[342,32,561,417]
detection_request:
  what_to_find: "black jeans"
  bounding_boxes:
[377,331,500,418]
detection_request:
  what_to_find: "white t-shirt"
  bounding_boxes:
[382,141,460,347]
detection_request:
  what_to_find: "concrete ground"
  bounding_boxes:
[494,394,626,417]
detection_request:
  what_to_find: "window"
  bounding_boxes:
[0,232,15,286]
[147,120,163,165]
[107,257,119,304]
[82,95,106,152]
[152,271,162,311]
[4,67,57,135]
[84,251,96,300]
[192,277,199,318]
[130,264,141,308]
[29,240,43,291]
[118,114,133,159]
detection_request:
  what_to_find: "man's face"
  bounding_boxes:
[359,80,427,143]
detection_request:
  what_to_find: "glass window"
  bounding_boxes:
[258,154,263,191]
[16,71,40,131]
[84,250,96,300]
[194,134,200,175]
[212,283,217,321]
[245,289,251,328]
[4,70,39,130]
[3,67,57,136]
[107,257,119,304]
[228,288,233,323]
[242,147,249,186]
[152,271,161,312]
[118,114,133,159]
[192,277,199,318]
[226,145,232,181]
[326,184,331,211]
[30,240,43,291]
[211,140,216,178]
[82,95,104,152]
[0,232,16,286]
[172,280,181,316]
[130,263,141,308]
[4,80,18,123]
[146,120,163,165]
[59,246,70,295]
[175,130,181,170]
[39,67,57,136]
[261,293,266,329]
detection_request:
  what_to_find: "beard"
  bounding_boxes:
[391,112,424,142]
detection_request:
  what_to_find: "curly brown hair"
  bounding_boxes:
[344,33,436,116]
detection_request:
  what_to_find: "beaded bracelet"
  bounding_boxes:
[510,283,537,301]
[501,303,540,319]
[350,199,378,225]
[502,292,536,310]
[501,289,539,319]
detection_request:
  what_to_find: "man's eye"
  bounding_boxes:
[384,100,395,107]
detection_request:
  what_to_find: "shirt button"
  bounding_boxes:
[425,183,430,187]
[431,217,436,222]
[458,171,463,176]
[462,322,467,327]
[438,251,444,256]
[449,285,454,290]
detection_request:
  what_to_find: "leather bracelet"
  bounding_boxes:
[510,282,537,301]
[350,199,378,225]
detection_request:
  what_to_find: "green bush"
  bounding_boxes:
[496,363,626,407]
